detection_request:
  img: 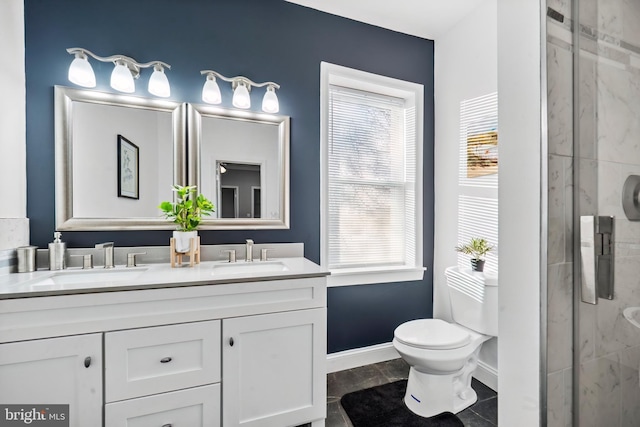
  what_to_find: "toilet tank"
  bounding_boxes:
[445,266,498,336]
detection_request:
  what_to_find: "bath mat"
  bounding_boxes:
[340,380,464,427]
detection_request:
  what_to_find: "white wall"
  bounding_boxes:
[436,0,544,419]
[0,0,28,250]
[497,0,543,424]
[73,103,173,217]
[433,0,498,375]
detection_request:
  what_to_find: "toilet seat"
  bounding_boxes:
[394,319,471,350]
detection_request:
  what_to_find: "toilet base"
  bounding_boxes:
[403,354,479,418]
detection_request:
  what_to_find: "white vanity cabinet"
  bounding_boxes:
[0,272,328,427]
[222,308,326,427]
[0,334,103,427]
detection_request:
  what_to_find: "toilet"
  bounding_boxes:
[392,266,498,418]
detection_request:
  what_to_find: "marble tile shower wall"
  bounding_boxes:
[546,1,640,426]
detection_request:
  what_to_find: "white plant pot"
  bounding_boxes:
[173,230,197,253]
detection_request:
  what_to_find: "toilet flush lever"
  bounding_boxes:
[580,216,615,304]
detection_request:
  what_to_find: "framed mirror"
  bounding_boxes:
[187,104,290,229]
[54,86,185,230]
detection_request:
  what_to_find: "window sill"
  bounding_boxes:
[327,266,426,287]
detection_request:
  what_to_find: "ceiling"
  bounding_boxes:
[285,0,483,40]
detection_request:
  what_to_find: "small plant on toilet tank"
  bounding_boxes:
[455,237,493,272]
[159,185,215,252]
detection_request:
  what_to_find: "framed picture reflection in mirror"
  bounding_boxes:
[117,134,139,199]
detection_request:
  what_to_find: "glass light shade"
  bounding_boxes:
[262,86,279,113]
[232,82,251,109]
[148,67,170,97]
[110,61,135,93]
[68,55,96,88]
[202,75,222,104]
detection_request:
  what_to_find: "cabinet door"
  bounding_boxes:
[223,308,326,427]
[0,334,102,427]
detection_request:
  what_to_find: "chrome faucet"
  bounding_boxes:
[245,239,254,262]
[95,242,115,269]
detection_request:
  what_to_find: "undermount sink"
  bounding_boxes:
[29,268,147,288]
[624,307,640,329]
[211,261,289,276]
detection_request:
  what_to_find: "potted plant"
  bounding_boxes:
[455,237,493,272]
[159,185,215,253]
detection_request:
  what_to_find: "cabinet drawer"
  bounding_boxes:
[105,320,221,402]
[105,383,220,427]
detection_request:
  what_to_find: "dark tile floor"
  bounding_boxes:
[326,358,498,426]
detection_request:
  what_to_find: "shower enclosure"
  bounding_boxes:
[546,0,640,425]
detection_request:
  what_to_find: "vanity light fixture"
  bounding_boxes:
[66,48,171,97]
[110,60,135,93]
[148,64,171,98]
[262,85,280,113]
[202,74,222,104]
[200,70,280,113]
[232,81,251,109]
[67,50,96,88]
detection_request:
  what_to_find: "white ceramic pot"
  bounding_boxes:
[173,230,197,253]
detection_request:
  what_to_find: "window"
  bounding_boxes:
[320,62,424,286]
[457,93,498,273]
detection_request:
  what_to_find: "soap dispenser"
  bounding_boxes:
[48,232,66,270]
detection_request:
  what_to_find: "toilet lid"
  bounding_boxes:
[394,319,471,350]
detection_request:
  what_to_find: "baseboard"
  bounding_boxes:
[327,342,499,393]
[326,342,400,373]
[473,360,498,392]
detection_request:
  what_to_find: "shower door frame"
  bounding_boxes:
[571,0,640,423]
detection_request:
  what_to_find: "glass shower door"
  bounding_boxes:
[575,0,640,424]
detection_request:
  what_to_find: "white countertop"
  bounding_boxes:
[0,257,329,299]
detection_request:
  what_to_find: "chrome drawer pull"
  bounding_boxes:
[160,357,172,363]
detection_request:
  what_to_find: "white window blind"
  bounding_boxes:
[458,195,499,272]
[458,94,498,188]
[327,85,416,270]
[457,93,499,273]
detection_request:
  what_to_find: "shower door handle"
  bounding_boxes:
[580,216,615,304]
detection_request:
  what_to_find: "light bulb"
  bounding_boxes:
[262,86,279,113]
[148,65,170,97]
[202,75,222,104]
[110,60,135,93]
[232,81,251,109]
[68,52,96,88]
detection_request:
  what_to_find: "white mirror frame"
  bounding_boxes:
[187,103,290,229]
[54,86,186,230]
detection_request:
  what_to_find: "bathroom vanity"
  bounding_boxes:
[0,257,328,427]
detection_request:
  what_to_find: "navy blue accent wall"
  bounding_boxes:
[25,0,434,353]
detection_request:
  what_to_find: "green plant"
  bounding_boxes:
[159,185,215,231]
[455,237,493,260]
